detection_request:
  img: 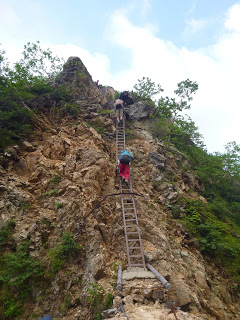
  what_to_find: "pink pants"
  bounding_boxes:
[119,163,130,180]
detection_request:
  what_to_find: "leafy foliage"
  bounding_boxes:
[0,220,16,247]
[48,232,80,273]
[0,240,44,319]
[0,42,67,151]
[133,76,164,104]
[87,283,114,320]
[56,102,79,119]
[134,76,240,285]
[177,197,240,283]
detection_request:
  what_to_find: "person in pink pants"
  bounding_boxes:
[118,150,133,185]
[119,162,130,184]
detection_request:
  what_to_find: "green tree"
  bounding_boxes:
[156,79,199,149]
[0,42,65,150]
[133,76,164,104]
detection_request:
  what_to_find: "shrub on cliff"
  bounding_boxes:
[0,42,67,151]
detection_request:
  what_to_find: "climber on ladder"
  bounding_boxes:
[114,98,124,125]
[118,150,133,185]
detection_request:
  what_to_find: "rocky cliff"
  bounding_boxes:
[0,57,239,320]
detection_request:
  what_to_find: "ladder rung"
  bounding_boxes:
[125,219,137,222]
[129,264,144,267]
[129,255,143,258]
[127,232,138,235]
[128,246,141,249]
[126,225,138,228]
[124,213,136,216]
[127,239,140,241]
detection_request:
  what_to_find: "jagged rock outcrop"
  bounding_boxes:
[125,101,155,121]
[57,56,109,109]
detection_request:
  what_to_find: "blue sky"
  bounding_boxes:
[1,0,240,152]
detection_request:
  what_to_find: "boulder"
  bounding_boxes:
[125,102,155,121]
[149,152,165,170]
[102,308,118,319]
[22,141,35,152]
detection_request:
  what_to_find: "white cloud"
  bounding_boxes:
[225,3,240,33]
[185,18,207,34]
[106,8,240,153]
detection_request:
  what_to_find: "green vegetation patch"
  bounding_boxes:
[0,240,44,319]
[87,283,114,320]
[178,198,240,284]
[0,220,16,247]
[87,120,105,134]
[48,231,81,274]
[98,109,114,115]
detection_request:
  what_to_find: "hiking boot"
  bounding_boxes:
[122,177,125,182]
[125,179,129,185]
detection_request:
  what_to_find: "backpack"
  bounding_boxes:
[119,150,133,164]
[115,99,123,109]
[116,104,122,110]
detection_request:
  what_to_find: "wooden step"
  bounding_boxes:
[129,255,143,258]
[126,225,139,228]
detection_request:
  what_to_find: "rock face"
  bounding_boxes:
[0,57,239,320]
[125,101,155,121]
[58,56,93,85]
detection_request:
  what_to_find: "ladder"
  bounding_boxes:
[116,118,146,270]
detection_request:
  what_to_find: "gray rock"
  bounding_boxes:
[22,141,35,152]
[167,192,178,200]
[149,152,165,170]
[102,308,118,319]
[172,280,192,308]
[156,182,169,191]
[125,102,155,121]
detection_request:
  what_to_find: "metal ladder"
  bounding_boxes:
[116,118,146,270]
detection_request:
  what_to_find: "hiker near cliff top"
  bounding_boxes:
[119,91,134,106]
[114,99,124,125]
[118,150,133,185]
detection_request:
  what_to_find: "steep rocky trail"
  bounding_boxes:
[1,105,239,320]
